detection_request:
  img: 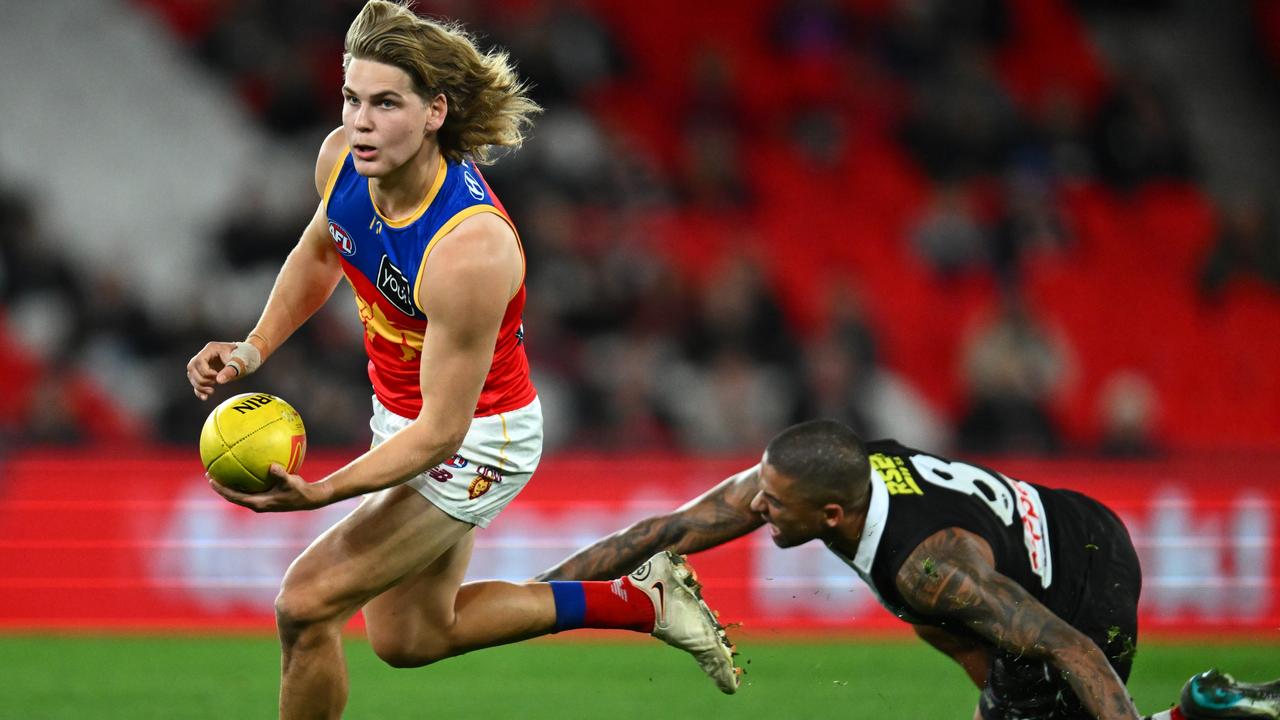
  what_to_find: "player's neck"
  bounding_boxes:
[825,505,868,554]
[369,141,443,221]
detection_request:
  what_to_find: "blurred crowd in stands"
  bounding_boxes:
[2,0,1279,456]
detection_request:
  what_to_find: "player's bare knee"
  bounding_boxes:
[274,586,344,640]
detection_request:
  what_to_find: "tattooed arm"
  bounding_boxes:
[895,529,1139,720]
[535,465,765,581]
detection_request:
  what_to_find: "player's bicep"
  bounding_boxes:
[287,128,345,282]
[414,216,519,437]
[895,529,1065,661]
[300,202,340,257]
[279,203,343,297]
[668,465,766,553]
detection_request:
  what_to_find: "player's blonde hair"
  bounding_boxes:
[344,0,540,164]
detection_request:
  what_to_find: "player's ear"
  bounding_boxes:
[822,503,844,528]
[424,92,447,134]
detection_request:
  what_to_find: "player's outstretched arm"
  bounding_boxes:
[186,129,347,400]
[535,465,765,581]
[895,529,1140,720]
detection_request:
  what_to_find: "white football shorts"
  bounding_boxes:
[369,395,543,528]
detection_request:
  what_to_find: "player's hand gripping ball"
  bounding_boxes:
[199,393,307,493]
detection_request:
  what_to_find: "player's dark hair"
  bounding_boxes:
[764,420,870,507]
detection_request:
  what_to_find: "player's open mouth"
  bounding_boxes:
[352,144,377,160]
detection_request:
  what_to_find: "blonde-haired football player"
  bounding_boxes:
[186,2,737,716]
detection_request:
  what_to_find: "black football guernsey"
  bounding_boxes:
[826,440,1117,626]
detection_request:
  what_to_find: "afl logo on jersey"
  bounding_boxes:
[462,169,484,200]
[328,221,356,257]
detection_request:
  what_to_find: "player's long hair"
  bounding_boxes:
[344,0,541,165]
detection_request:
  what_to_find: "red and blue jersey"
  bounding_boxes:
[322,149,535,419]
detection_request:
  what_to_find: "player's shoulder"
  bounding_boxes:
[314,128,349,196]
[727,463,764,502]
[418,210,519,300]
[730,463,762,487]
[675,463,762,517]
[715,463,762,501]
[434,211,515,259]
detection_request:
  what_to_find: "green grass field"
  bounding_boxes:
[0,634,1275,719]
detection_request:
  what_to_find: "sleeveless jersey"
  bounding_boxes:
[322,150,536,419]
[827,440,1109,626]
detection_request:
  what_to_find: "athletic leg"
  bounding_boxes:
[356,397,737,692]
[363,526,570,666]
[274,485,473,720]
[364,534,739,692]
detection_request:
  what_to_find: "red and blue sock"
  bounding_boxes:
[548,578,655,633]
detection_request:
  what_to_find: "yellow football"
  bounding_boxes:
[199,392,307,493]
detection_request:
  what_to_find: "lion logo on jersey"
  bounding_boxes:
[468,465,503,500]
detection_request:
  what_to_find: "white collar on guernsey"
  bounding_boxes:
[851,466,889,575]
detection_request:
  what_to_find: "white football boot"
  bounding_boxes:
[628,551,741,694]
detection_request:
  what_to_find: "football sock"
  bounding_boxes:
[1144,708,1185,720]
[548,578,656,633]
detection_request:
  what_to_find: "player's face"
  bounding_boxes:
[750,461,828,548]
[341,59,438,177]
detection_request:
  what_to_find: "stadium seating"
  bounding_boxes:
[5,0,1273,451]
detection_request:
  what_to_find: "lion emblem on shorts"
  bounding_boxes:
[468,465,503,500]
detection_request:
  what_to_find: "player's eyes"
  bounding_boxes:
[344,95,359,105]
[379,100,397,109]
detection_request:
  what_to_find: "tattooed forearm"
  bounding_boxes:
[535,514,693,581]
[534,469,763,581]
[1052,642,1143,720]
[897,529,1139,720]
